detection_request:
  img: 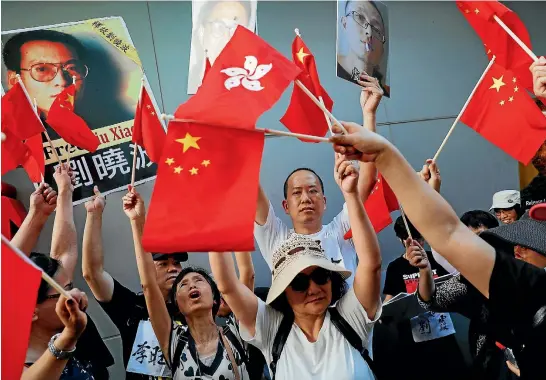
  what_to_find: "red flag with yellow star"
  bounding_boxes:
[46,85,100,152]
[344,175,398,239]
[461,62,546,164]
[280,35,333,141]
[142,121,265,252]
[132,85,166,163]
[1,82,44,140]
[175,26,301,129]
[456,1,534,90]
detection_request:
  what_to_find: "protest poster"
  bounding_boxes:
[1,17,162,205]
[126,320,171,377]
[187,0,258,94]
[336,0,390,97]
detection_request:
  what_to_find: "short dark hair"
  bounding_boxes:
[3,30,87,72]
[344,0,385,26]
[198,1,252,27]
[393,216,422,241]
[270,271,348,315]
[460,210,499,230]
[283,168,325,199]
[169,267,220,324]
[30,252,61,304]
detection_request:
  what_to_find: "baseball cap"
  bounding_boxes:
[152,252,188,262]
[490,190,520,211]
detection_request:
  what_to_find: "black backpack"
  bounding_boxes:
[270,308,378,379]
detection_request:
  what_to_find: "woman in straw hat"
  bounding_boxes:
[329,118,546,379]
[210,156,382,379]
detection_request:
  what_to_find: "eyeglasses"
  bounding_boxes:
[45,282,74,300]
[206,19,238,38]
[289,267,331,292]
[494,207,516,216]
[346,11,386,43]
[20,61,89,83]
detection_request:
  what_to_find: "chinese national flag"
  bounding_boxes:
[461,62,546,164]
[344,175,399,239]
[46,85,100,152]
[142,121,265,252]
[1,196,27,239]
[457,1,534,90]
[21,134,45,183]
[1,82,44,140]
[132,85,166,163]
[280,36,333,141]
[1,238,42,380]
[175,26,301,129]
[1,128,30,175]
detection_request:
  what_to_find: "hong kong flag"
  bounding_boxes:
[175,26,301,129]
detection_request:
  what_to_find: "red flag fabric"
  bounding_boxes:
[203,56,212,82]
[280,36,334,141]
[1,82,44,140]
[460,62,546,164]
[344,175,399,239]
[46,85,100,152]
[143,121,265,252]
[175,26,301,129]
[1,239,42,380]
[1,196,27,239]
[132,85,166,163]
[21,134,45,183]
[456,1,534,90]
[1,128,30,175]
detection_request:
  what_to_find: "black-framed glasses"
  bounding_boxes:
[346,11,386,43]
[20,60,89,83]
[45,282,74,300]
[289,268,331,292]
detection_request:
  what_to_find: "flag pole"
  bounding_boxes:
[432,55,497,162]
[493,16,538,62]
[161,114,331,143]
[1,235,72,299]
[399,206,413,240]
[131,80,145,187]
[319,96,334,136]
[16,75,62,165]
[65,77,78,166]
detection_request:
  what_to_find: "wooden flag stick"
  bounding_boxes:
[493,15,539,62]
[432,55,497,162]
[1,235,72,299]
[319,96,334,136]
[399,206,413,240]
[162,115,331,143]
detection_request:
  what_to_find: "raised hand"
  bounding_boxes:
[84,186,105,214]
[358,72,383,114]
[330,121,389,163]
[29,183,57,216]
[334,153,359,194]
[418,159,441,193]
[405,238,430,270]
[530,56,546,99]
[122,185,146,222]
[53,163,75,194]
[55,288,88,341]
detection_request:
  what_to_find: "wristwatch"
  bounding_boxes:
[48,333,76,360]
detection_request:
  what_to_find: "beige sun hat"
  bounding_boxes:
[266,234,352,305]
[490,190,520,211]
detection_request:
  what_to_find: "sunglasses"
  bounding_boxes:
[289,267,331,292]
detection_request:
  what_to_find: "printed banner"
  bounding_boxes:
[127,320,171,377]
[336,0,390,97]
[187,0,258,94]
[1,17,162,205]
[410,311,455,343]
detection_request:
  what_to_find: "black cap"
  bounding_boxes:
[152,252,189,262]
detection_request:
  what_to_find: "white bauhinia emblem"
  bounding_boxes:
[221,56,272,91]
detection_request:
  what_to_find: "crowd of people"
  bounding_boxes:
[6,27,546,380]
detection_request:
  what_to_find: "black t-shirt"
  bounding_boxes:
[97,279,177,380]
[488,249,546,379]
[520,175,546,212]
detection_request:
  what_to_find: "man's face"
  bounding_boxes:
[343,1,384,64]
[202,1,249,62]
[282,171,326,226]
[494,207,518,224]
[531,140,546,176]
[154,257,183,298]
[9,40,84,116]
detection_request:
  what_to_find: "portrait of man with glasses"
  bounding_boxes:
[188,0,257,94]
[337,0,390,97]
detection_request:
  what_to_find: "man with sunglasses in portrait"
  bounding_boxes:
[3,29,88,119]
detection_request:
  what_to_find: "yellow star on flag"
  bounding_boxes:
[512,77,517,83]
[489,75,505,92]
[66,93,74,106]
[176,133,201,153]
[499,100,505,106]
[190,167,199,175]
[146,104,152,109]
[201,160,211,167]
[151,111,155,116]
[174,166,183,174]
[474,8,480,14]
[296,47,310,64]
[508,96,514,102]
[165,158,174,165]
[465,9,470,13]
[514,86,519,92]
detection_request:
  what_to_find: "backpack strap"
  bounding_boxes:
[222,323,248,364]
[270,313,294,380]
[329,308,378,379]
[170,327,189,374]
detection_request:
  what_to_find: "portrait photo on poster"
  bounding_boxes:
[187,0,257,94]
[1,17,163,205]
[336,0,390,97]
